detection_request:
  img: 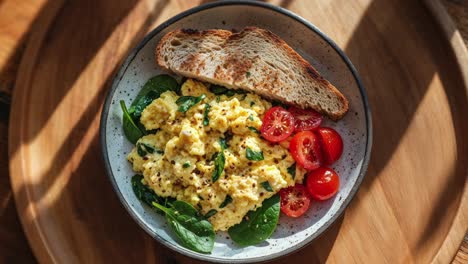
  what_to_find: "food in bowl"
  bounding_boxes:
[120,27,348,254]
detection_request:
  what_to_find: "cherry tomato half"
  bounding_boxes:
[279,184,312,217]
[288,106,323,132]
[316,127,343,165]
[289,131,323,170]
[306,167,340,201]
[260,106,295,142]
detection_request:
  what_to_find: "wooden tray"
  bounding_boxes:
[9,0,468,263]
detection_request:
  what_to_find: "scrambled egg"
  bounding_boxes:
[128,79,299,231]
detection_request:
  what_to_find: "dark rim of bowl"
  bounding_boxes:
[99,1,373,263]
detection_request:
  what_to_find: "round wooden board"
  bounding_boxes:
[9,0,468,263]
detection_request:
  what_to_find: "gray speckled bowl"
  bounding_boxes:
[100,1,372,263]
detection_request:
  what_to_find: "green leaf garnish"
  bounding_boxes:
[136,142,156,157]
[176,94,206,113]
[152,201,215,253]
[204,209,218,219]
[261,181,274,192]
[219,195,233,208]
[212,151,225,183]
[248,126,260,134]
[287,164,296,179]
[228,194,280,247]
[120,100,145,144]
[246,147,264,161]
[219,137,228,150]
[203,103,210,126]
[130,75,180,118]
[209,85,246,97]
[210,85,229,95]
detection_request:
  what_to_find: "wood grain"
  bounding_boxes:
[0,0,47,104]
[4,0,468,263]
[0,0,46,263]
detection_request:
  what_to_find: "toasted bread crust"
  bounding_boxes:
[156,27,349,120]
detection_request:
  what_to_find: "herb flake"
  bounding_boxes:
[261,181,274,192]
[219,138,228,150]
[212,151,225,183]
[248,126,260,134]
[219,195,233,208]
[205,209,218,219]
[203,103,210,126]
[246,147,264,161]
[287,164,296,179]
[219,132,232,150]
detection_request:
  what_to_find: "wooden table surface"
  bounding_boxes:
[0,0,466,263]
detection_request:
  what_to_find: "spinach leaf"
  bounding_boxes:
[246,147,264,161]
[219,137,228,150]
[176,94,206,113]
[219,132,233,150]
[155,149,164,155]
[120,100,145,144]
[137,145,146,156]
[131,175,174,214]
[225,90,236,97]
[140,142,155,153]
[130,75,179,118]
[183,162,190,168]
[287,164,296,179]
[204,209,218,219]
[136,142,163,157]
[211,151,225,183]
[210,85,246,97]
[132,175,158,206]
[261,181,274,192]
[210,85,229,95]
[136,142,155,156]
[248,114,254,121]
[219,195,233,208]
[248,126,260,134]
[246,71,251,78]
[129,90,157,119]
[219,138,228,150]
[152,201,215,254]
[228,194,280,247]
[132,74,179,105]
[203,103,210,126]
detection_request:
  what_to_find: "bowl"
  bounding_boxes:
[100,1,372,262]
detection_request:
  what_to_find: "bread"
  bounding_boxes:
[156,27,348,120]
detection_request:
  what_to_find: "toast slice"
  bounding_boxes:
[156,27,348,120]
